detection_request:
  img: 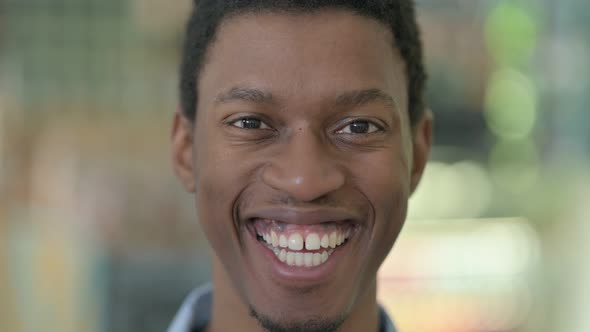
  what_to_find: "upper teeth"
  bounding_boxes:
[259,230,351,251]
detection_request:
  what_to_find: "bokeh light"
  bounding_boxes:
[379,218,540,332]
[409,161,492,219]
[485,1,539,66]
[484,68,538,140]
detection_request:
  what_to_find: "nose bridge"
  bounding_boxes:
[287,129,325,171]
[262,129,345,202]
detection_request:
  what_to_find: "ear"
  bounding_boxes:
[409,109,434,195]
[171,110,196,193]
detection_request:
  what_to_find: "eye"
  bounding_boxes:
[230,117,271,130]
[337,120,381,134]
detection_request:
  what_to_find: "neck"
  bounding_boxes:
[205,257,380,332]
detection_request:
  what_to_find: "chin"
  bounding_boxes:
[249,305,346,332]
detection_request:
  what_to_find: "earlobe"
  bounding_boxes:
[410,109,434,195]
[171,111,196,193]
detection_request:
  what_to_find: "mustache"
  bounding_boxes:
[236,185,372,220]
[266,192,342,208]
[233,183,374,226]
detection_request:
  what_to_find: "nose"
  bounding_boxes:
[261,130,346,202]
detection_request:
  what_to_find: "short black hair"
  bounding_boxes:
[180,0,427,126]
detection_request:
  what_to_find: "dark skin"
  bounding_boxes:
[172,10,432,332]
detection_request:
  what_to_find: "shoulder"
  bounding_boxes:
[167,284,213,332]
[379,305,398,332]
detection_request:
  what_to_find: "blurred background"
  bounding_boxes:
[0,0,588,331]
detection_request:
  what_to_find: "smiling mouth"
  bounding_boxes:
[251,218,355,268]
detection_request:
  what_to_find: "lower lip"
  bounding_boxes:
[248,229,353,286]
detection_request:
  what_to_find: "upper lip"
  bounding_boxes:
[241,207,362,225]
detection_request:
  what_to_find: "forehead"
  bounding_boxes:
[197,9,407,115]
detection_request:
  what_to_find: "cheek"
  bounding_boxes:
[192,133,246,259]
[360,147,410,206]
[194,139,230,210]
[359,150,410,256]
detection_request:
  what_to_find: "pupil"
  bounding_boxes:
[242,118,261,129]
[350,121,369,134]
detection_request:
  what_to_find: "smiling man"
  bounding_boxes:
[169,1,432,332]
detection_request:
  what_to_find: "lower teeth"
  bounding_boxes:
[263,241,334,267]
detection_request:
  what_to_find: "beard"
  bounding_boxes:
[249,306,346,332]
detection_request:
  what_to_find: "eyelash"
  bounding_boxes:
[336,120,383,135]
[229,116,384,134]
[229,117,272,130]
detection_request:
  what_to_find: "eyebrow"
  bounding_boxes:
[335,88,398,111]
[215,86,398,111]
[215,86,275,105]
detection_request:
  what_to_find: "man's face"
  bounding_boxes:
[173,9,431,331]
